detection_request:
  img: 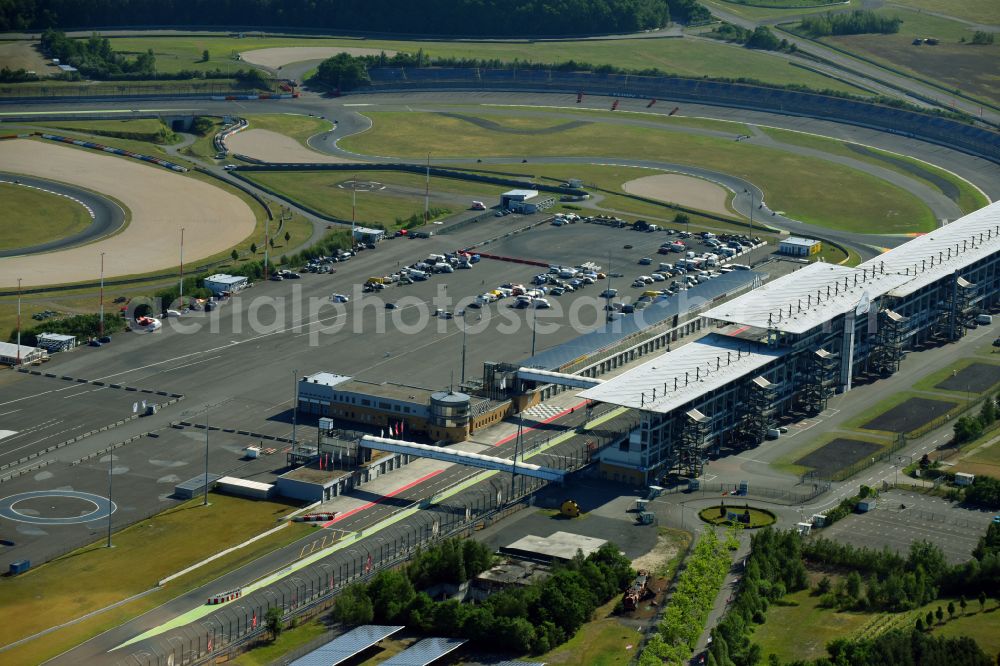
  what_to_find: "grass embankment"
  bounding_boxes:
[889,0,999,24]
[0,182,93,250]
[482,105,755,136]
[700,0,859,21]
[801,7,1000,107]
[244,113,334,148]
[102,35,866,95]
[0,77,246,97]
[758,126,989,214]
[341,112,935,234]
[243,170,507,229]
[0,494,313,665]
[30,118,177,143]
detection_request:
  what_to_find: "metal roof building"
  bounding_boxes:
[380,637,467,666]
[581,201,1000,486]
[290,625,404,666]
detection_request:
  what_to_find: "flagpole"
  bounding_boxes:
[16,277,21,365]
[179,227,185,304]
[203,409,210,506]
[424,153,430,225]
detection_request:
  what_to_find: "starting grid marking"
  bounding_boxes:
[521,404,566,421]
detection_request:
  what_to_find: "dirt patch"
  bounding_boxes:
[0,139,255,287]
[630,530,682,573]
[239,46,395,69]
[622,173,732,217]
[936,362,1000,393]
[0,41,52,74]
[861,397,956,433]
[226,129,348,163]
[794,438,882,475]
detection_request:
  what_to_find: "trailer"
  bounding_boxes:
[623,570,650,611]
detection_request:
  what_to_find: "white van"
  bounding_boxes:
[427,254,445,263]
[977,314,994,325]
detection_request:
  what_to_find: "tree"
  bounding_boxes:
[916,617,925,632]
[315,53,369,91]
[265,607,283,640]
[816,576,832,595]
[846,571,863,601]
[948,600,957,619]
[231,249,239,261]
[746,26,781,51]
[201,49,210,62]
[331,584,374,625]
[979,591,987,612]
[926,610,935,627]
[269,237,275,248]
[981,397,997,427]
[961,595,968,615]
[936,605,944,624]
[250,242,257,254]
[284,231,291,243]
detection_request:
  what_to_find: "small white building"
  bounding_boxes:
[36,332,76,352]
[353,226,386,244]
[204,274,249,296]
[0,341,45,366]
[779,237,822,257]
[955,472,975,486]
[501,189,539,212]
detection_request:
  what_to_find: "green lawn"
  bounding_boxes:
[758,126,989,214]
[752,587,872,663]
[99,35,869,96]
[0,181,94,250]
[340,111,936,234]
[529,597,642,666]
[815,8,1000,106]
[243,169,508,228]
[699,506,777,528]
[0,77,247,97]
[0,494,311,661]
[888,0,1000,25]
[928,607,1000,656]
[231,619,333,666]
[245,113,333,147]
[183,117,226,161]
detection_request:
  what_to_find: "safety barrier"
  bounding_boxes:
[207,588,243,605]
[0,459,53,484]
[38,133,189,171]
[293,513,339,523]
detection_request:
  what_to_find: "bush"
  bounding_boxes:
[800,10,902,37]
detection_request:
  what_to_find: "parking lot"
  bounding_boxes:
[816,490,995,564]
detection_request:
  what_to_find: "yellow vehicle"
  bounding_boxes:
[366,276,385,285]
[643,290,661,299]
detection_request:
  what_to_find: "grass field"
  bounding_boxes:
[815,8,1000,106]
[340,111,936,233]
[701,0,858,21]
[530,596,642,666]
[245,113,334,147]
[757,126,990,214]
[230,619,333,666]
[0,182,93,251]
[103,35,867,95]
[953,433,1000,480]
[0,77,248,97]
[889,0,1000,25]
[0,494,312,663]
[243,170,508,228]
[753,587,871,662]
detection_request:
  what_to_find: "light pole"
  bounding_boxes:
[529,307,537,357]
[15,277,21,365]
[179,227,185,303]
[107,450,114,548]
[744,188,754,236]
[292,369,299,447]
[203,409,210,507]
[99,252,105,338]
[459,313,468,385]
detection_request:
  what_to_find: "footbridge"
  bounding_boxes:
[359,436,566,482]
[516,367,604,389]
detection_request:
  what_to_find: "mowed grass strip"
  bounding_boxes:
[0,182,93,251]
[340,112,936,233]
[752,586,871,663]
[758,126,989,214]
[103,35,866,95]
[888,0,1000,25]
[0,494,307,650]
[243,170,508,228]
[30,118,173,143]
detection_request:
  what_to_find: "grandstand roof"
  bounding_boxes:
[290,625,404,666]
[702,262,909,334]
[860,200,1000,298]
[578,333,788,414]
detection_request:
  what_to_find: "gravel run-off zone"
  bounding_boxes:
[861,397,957,433]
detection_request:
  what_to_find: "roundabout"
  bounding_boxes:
[0,490,116,526]
[698,505,777,529]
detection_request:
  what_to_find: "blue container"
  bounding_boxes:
[9,560,30,575]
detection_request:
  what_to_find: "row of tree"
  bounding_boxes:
[332,539,633,655]
[1,0,670,35]
[799,10,903,37]
[40,29,155,79]
[708,23,797,53]
[952,393,998,445]
[7,312,125,346]
[639,529,737,665]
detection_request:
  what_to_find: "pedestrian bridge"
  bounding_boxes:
[516,367,604,389]
[359,436,566,482]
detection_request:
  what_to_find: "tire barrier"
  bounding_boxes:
[38,133,189,172]
[363,67,1000,164]
[71,432,149,466]
[209,93,297,101]
[15,368,183,398]
[474,251,550,268]
[0,459,53,484]
[214,117,248,155]
[174,421,293,444]
[207,588,243,605]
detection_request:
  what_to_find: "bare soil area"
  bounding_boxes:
[0,139,255,287]
[622,173,733,217]
[0,41,52,73]
[227,129,349,163]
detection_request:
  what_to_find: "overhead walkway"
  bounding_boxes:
[516,367,604,389]
[360,436,566,482]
